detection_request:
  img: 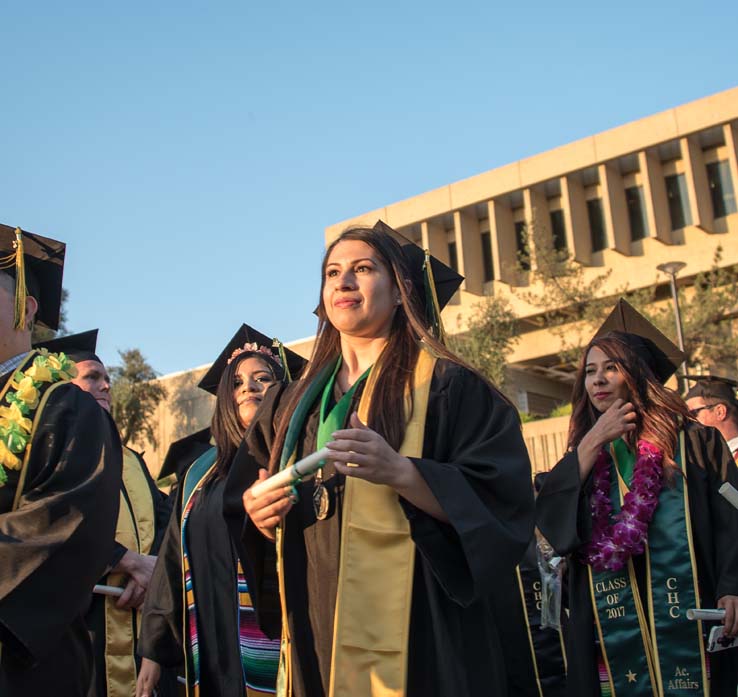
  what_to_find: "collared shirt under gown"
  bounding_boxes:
[225,359,535,697]
[536,423,738,697]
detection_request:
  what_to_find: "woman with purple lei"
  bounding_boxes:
[537,300,738,697]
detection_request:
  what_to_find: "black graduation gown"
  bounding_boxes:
[0,373,122,697]
[536,423,738,697]
[85,448,174,697]
[138,468,248,697]
[225,359,535,697]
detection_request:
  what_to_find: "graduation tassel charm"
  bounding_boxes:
[423,249,446,343]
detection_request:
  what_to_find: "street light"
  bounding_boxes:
[657,261,687,386]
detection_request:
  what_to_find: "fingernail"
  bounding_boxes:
[326,441,336,447]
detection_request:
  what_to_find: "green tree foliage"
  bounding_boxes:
[110,348,168,447]
[447,294,519,388]
[640,247,738,369]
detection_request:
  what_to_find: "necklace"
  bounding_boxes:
[584,440,664,572]
[313,359,371,520]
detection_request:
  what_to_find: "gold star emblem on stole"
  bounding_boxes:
[626,670,637,683]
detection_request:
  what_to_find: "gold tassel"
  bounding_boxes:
[423,249,446,343]
[13,228,27,331]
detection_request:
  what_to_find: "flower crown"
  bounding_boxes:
[227,342,283,368]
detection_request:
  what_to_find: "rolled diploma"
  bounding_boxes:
[250,447,332,498]
[718,482,738,510]
[93,584,124,597]
[686,608,726,621]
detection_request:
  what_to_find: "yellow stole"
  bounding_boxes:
[103,446,156,697]
[278,347,436,697]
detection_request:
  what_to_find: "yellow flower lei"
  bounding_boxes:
[0,350,77,486]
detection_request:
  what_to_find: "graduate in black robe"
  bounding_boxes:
[36,329,175,697]
[137,325,304,697]
[0,226,122,697]
[536,301,738,697]
[226,222,534,697]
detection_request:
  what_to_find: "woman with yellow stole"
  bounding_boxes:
[136,325,304,697]
[227,222,535,697]
[536,300,738,697]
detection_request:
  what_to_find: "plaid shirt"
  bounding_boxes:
[0,351,29,380]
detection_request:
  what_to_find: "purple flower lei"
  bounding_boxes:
[584,440,664,572]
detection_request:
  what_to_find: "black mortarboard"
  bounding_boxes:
[372,220,463,312]
[684,375,738,406]
[158,428,213,480]
[34,329,101,363]
[0,224,66,330]
[197,323,307,396]
[593,299,686,383]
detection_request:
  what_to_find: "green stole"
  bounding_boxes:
[275,348,436,697]
[589,433,708,696]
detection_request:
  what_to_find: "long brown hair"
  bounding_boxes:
[211,351,283,478]
[568,333,689,471]
[268,226,508,473]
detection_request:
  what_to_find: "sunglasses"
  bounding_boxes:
[688,403,723,418]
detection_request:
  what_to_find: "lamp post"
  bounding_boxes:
[657,261,687,387]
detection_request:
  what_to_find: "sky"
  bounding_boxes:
[2,1,737,376]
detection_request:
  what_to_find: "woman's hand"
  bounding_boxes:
[243,469,294,542]
[327,412,413,488]
[718,595,738,638]
[136,658,161,697]
[328,413,448,522]
[577,399,637,481]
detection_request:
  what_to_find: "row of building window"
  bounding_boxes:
[443,159,737,281]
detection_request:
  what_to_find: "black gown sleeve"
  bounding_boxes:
[535,449,595,556]
[137,489,186,667]
[400,362,535,607]
[688,425,738,599]
[0,384,122,662]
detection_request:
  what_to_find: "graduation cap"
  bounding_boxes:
[158,428,213,480]
[593,299,686,383]
[372,220,464,339]
[197,323,307,396]
[34,329,101,363]
[0,224,66,330]
[684,375,738,406]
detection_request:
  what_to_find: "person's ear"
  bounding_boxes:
[714,403,728,422]
[24,295,38,330]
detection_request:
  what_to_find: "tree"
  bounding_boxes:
[447,294,519,388]
[110,349,168,448]
[640,246,738,370]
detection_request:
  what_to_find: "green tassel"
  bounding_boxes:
[423,249,446,343]
[273,338,292,382]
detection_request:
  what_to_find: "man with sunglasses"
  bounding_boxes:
[686,375,738,461]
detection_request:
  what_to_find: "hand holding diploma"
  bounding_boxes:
[244,469,296,542]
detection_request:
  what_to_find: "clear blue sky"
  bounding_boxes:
[3,1,737,375]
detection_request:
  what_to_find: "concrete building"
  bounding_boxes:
[142,86,738,475]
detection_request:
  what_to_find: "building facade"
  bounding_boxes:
[143,87,738,475]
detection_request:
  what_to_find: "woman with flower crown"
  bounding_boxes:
[225,222,534,697]
[136,326,305,697]
[536,300,738,697]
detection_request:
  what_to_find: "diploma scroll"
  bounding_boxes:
[250,447,332,498]
[718,482,738,510]
[686,608,726,621]
[93,584,124,597]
